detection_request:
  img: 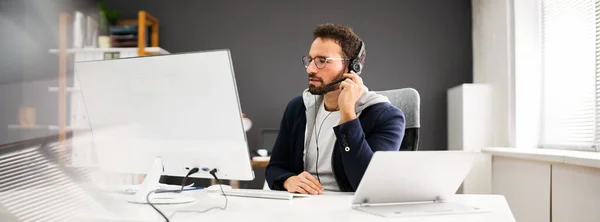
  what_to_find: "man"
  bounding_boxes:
[265,23,405,194]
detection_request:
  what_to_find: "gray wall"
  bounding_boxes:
[0,0,25,144]
[102,0,473,151]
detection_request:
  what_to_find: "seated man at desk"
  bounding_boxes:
[266,24,406,194]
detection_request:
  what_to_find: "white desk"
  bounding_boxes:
[90,191,515,222]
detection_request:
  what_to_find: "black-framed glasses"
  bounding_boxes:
[302,55,350,69]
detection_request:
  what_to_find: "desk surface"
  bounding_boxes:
[250,159,269,168]
[88,191,515,222]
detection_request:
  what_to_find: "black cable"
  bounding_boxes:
[146,168,226,221]
[180,167,200,192]
[146,190,170,222]
[146,167,199,222]
[168,168,229,218]
[315,148,321,183]
[313,96,321,183]
[209,169,228,210]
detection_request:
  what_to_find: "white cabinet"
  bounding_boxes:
[447,83,492,194]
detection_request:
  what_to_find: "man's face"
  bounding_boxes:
[306,37,347,95]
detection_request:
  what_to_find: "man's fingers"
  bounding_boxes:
[301,172,321,188]
[288,185,299,194]
[298,182,319,195]
[302,172,323,190]
[344,72,363,86]
[343,73,358,81]
[300,177,321,194]
[339,81,347,90]
[293,184,309,194]
[342,79,354,89]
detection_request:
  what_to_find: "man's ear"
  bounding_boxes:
[344,61,350,74]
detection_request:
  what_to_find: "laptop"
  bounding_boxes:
[351,151,489,217]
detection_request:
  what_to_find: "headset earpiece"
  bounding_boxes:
[349,40,365,75]
[351,61,362,74]
[325,40,366,88]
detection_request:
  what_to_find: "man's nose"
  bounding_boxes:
[306,60,318,74]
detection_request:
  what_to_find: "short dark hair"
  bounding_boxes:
[312,23,365,62]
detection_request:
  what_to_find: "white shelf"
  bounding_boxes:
[7,124,47,129]
[8,124,88,131]
[483,147,600,169]
[48,87,80,93]
[48,47,169,54]
[47,125,88,131]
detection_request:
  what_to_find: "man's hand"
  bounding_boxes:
[283,171,324,195]
[338,72,364,124]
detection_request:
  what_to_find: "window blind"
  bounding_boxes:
[540,0,599,150]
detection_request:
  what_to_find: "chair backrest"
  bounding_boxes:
[375,88,420,151]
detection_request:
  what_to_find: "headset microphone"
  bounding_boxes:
[325,78,347,87]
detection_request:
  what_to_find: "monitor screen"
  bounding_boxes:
[74,50,254,181]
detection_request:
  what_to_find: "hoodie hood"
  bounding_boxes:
[302,85,390,151]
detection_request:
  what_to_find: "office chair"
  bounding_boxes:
[375,88,421,151]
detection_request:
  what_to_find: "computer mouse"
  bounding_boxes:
[206,184,232,192]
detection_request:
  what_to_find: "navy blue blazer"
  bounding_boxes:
[265,96,405,192]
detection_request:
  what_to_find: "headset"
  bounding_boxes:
[326,40,366,87]
[348,40,366,75]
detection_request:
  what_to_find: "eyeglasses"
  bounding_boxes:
[302,56,350,69]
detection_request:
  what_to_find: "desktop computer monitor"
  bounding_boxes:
[74,50,254,203]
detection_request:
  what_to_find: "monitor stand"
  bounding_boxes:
[127,157,196,204]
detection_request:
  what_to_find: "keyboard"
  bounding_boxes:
[218,189,311,200]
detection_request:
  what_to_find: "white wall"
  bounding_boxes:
[472,0,544,146]
[471,0,514,147]
[513,0,542,149]
[470,0,516,197]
